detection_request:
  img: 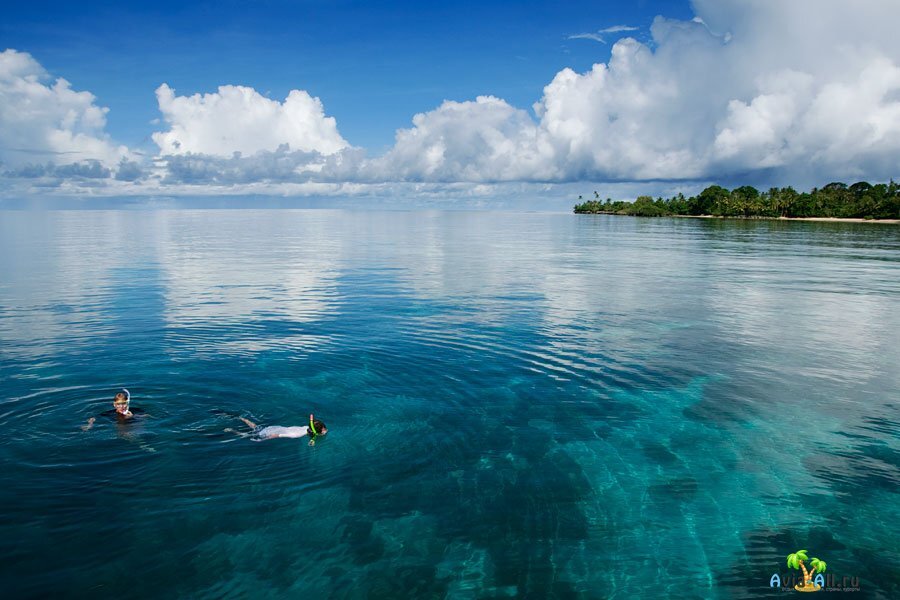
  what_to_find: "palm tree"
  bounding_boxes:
[809,558,827,582]
[787,550,810,584]
[787,550,827,591]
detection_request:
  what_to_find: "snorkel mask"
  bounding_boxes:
[117,388,132,416]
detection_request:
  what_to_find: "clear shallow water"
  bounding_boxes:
[0,210,898,599]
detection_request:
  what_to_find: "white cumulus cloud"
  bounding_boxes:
[366,96,554,182]
[5,0,900,199]
[152,84,349,157]
[379,0,900,186]
[0,49,128,169]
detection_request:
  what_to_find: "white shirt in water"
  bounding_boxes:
[256,425,309,440]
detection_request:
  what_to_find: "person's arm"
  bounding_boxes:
[224,428,251,438]
[239,417,257,429]
[81,417,96,431]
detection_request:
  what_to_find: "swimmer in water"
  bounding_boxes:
[82,389,145,431]
[226,414,327,446]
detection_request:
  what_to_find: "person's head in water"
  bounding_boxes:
[113,391,131,416]
[310,419,327,436]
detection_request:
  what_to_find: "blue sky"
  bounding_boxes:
[1,0,899,203]
[2,0,691,152]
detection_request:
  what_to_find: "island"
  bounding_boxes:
[574,182,900,221]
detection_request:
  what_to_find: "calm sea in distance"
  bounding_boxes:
[0,210,898,598]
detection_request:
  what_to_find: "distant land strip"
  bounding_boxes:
[574,181,900,221]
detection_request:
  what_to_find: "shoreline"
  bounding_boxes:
[576,212,899,224]
[679,215,900,224]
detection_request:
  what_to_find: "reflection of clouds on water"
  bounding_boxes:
[350,214,899,596]
[156,211,342,358]
[534,218,710,371]
[369,214,713,382]
[360,212,534,318]
[705,247,900,388]
[356,214,605,342]
[2,211,899,598]
[0,212,153,360]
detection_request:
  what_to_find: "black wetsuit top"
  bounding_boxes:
[97,407,146,422]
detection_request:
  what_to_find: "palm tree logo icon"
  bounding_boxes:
[787,549,828,592]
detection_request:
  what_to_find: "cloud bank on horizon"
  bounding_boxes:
[1,0,899,199]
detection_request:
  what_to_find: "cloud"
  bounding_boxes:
[384,0,900,186]
[18,160,111,179]
[151,143,371,187]
[114,159,146,182]
[568,25,639,44]
[600,25,639,34]
[160,147,323,185]
[364,96,554,182]
[5,0,900,199]
[152,84,349,157]
[567,33,607,44]
[0,49,129,170]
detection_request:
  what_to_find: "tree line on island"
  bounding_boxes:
[573,181,900,219]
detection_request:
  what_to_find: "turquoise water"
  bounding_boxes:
[0,210,898,598]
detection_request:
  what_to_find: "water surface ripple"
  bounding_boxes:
[0,211,898,598]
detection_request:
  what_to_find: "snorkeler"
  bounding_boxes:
[226,414,327,446]
[81,389,145,431]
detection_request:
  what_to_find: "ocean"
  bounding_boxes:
[1,209,897,598]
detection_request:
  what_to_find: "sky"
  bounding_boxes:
[2,0,899,207]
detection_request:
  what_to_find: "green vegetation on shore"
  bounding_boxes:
[574,182,900,219]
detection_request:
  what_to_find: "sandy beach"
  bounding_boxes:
[776,216,900,224]
[577,212,899,223]
[673,215,900,224]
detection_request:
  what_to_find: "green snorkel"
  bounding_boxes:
[308,413,319,446]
